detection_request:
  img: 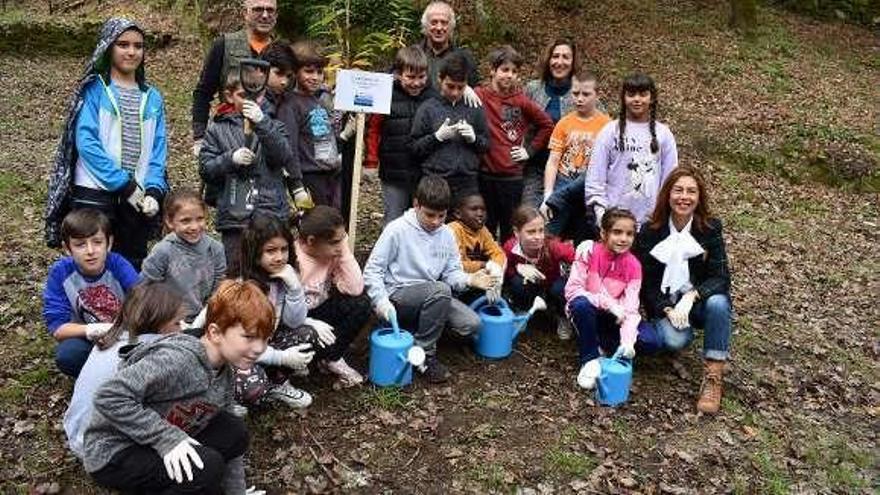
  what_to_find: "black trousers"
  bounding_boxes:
[479,175,524,242]
[90,411,248,495]
[70,185,159,271]
[307,291,372,362]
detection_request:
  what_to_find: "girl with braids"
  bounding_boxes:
[584,73,678,228]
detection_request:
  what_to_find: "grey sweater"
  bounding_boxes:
[141,232,226,320]
[82,333,234,473]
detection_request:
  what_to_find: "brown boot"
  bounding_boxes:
[696,359,725,414]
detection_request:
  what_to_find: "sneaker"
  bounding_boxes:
[577,358,601,390]
[230,403,249,418]
[420,356,451,383]
[321,358,364,388]
[267,381,313,408]
[557,317,573,340]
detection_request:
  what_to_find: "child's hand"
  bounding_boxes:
[163,437,203,483]
[516,263,546,284]
[304,317,337,347]
[462,85,483,108]
[620,343,636,359]
[539,200,553,220]
[85,322,113,341]
[241,100,264,124]
[269,264,301,288]
[376,299,397,323]
[468,270,494,290]
[457,120,476,143]
[339,114,357,141]
[575,240,594,259]
[510,146,529,162]
[608,303,626,323]
[232,147,255,166]
[140,196,160,218]
[434,118,457,142]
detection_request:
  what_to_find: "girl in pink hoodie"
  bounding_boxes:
[565,208,648,390]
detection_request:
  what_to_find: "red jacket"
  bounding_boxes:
[475,86,554,177]
[502,235,575,289]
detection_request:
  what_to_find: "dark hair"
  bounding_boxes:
[223,71,242,93]
[510,205,542,230]
[261,40,296,73]
[96,282,184,350]
[537,38,580,84]
[96,25,147,90]
[438,52,469,82]
[291,40,328,70]
[61,209,112,245]
[414,175,451,210]
[163,188,206,226]
[454,192,484,210]
[488,45,523,70]
[649,166,712,232]
[393,45,428,74]
[600,207,637,232]
[298,205,345,241]
[206,279,275,340]
[234,213,295,292]
[618,73,659,154]
[572,67,597,85]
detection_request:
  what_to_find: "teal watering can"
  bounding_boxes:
[469,295,547,359]
[595,348,633,406]
[368,315,426,387]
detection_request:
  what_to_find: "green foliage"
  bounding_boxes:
[767,0,880,25]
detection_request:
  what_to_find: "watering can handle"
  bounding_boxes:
[468,294,510,311]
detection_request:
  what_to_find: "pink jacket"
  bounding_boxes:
[564,241,642,345]
[294,240,364,310]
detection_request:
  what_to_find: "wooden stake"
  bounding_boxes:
[348,113,366,251]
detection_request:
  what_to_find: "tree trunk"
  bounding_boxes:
[729,0,757,31]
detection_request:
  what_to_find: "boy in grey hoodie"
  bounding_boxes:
[363,175,494,383]
[83,279,273,494]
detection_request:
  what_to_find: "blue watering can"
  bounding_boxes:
[595,348,633,406]
[469,295,547,359]
[369,315,426,387]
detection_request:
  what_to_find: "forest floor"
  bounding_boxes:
[0,0,877,493]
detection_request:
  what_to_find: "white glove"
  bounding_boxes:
[191,139,203,158]
[608,303,625,323]
[141,196,160,217]
[668,292,696,329]
[304,317,337,347]
[457,120,476,143]
[484,260,503,278]
[575,240,594,259]
[486,287,499,304]
[246,488,267,495]
[462,85,483,108]
[593,205,606,224]
[434,118,457,142]
[269,264,301,289]
[258,343,315,368]
[232,147,255,166]
[468,270,494,290]
[126,184,146,211]
[339,115,357,141]
[539,200,553,220]
[510,146,529,162]
[376,299,397,322]
[516,263,546,284]
[163,437,204,483]
[620,343,636,359]
[85,322,113,341]
[291,186,315,211]
[241,100,264,124]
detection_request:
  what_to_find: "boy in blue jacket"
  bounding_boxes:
[363,175,493,383]
[46,18,168,270]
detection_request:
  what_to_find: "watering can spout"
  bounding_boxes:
[515,296,548,335]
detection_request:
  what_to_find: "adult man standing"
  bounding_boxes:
[420,1,482,106]
[191,0,278,155]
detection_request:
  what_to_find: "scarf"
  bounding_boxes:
[543,78,571,122]
[649,217,704,295]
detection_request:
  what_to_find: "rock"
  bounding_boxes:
[620,476,638,488]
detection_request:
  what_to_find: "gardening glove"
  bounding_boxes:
[232,148,255,166]
[375,299,397,323]
[304,317,337,347]
[141,196,160,218]
[539,200,553,220]
[593,205,606,225]
[510,146,529,162]
[434,118,457,142]
[516,263,546,284]
[269,264,301,289]
[163,437,203,483]
[258,343,315,368]
[191,139,203,158]
[339,115,357,141]
[468,269,494,290]
[620,343,636,359]
[246,488,267,495]
[241,100,264,124]
[462,85,483,108]
[575,240,594,259]
[457,120,476,143]
[291,186,315,211]
[485,260,503,279]
[125,183,146,212]
[667,291,696,329]
[84,322,113,341]
[608,303,626,323]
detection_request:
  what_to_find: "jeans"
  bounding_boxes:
[220,229,241,277]
[381,181,412,225]
[55,337,93,377]
[91,411,248,495]
[568,296,658,364]
[521,149,548,207]
[389,281,480,355]
[479,176,524,242]
[652,293,732,361]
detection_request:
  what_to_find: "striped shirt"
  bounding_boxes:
[117,86,142,173]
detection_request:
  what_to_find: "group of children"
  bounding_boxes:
[42,15,690,493]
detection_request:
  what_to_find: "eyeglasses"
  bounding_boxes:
[249,6,277,16]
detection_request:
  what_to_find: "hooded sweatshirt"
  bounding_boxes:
[82,333,234,473]
[584,120,678,226]
[140,232,226,320]
[364,209,469,307]
[45,18,167,247]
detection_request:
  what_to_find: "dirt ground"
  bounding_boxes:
[0,0,877,493]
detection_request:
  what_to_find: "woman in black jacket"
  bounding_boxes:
[635,166,732,414]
